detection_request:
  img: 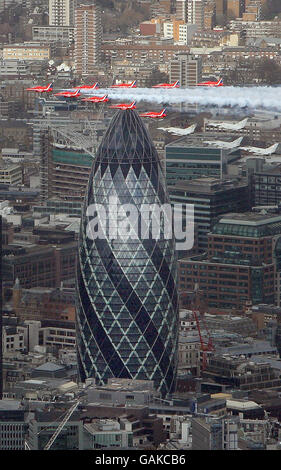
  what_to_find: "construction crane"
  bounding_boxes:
[44,400,80,450]
[24,400,80,450]
[192,310,214,370]
[181,283,215,370]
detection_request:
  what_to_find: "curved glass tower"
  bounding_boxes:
[76,109,179,396]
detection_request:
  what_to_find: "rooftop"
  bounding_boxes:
[219,212,281,225]
[170,177,248,194]
[34,362,65,372]
[166,132,243,150]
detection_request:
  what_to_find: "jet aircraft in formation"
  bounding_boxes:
[240,143,279,155]
[25,83,53,93]
[152,80,180,89]
[110,80,137,88]
[109,101,136,110]
[82,94,109,103]
[139,109,167,119]
[204,136,243,149]
[77,82,99,90]
[207,118,248,131]
[158,123,197,135]
[54,88,81,98]
[197,78,223,87]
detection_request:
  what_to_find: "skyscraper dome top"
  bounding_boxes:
[94,109,160,166]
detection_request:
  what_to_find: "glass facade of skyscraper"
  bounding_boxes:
[76,110,179,397]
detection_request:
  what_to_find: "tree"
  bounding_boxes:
[146,67,169,87]
[261,0,281,19]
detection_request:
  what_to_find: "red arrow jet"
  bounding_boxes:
[197,78,223,87]
[111,80,137,88]
[82,94,109,103]
[78,82,99,90]
[109,101,136,110]
[54,88,81,98]
[26,82,53,93]
[139,108,167,119]
[152,81,179,89]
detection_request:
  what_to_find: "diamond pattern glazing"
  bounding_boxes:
[76,110,179,396]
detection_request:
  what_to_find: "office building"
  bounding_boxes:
[192,417,238,450]
[49,0,75,27]
[169,177,250,251]
[170,53,202,86]
[74,2,102,76]
[76,109,179,397]
[253,164,281,207]
[27,408,83,450]
[33,25,74,45]
[165,133,241,186]
[83,419,133,449]
[2,44,50,61]
[0,400,27,450]
[0,161,22,186]
[2,239,77,289]
[178,211,281,313]
[39,130,93,202]
[205,355,281,390]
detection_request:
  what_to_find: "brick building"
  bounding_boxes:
[178,211,281,313]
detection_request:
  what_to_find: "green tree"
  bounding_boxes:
[146,67,169,87]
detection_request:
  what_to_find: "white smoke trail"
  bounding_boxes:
[80,86,281,111]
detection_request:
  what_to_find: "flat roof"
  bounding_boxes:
[226,399,261,410]
[219,212,281,226]
[166,132,242,149]
[170,177,248,193]
[34,362,65,372]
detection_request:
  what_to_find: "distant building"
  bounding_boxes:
[32,25,74,45]
[39,130,93,202]
[74,2,102,76]
[12,283,76,323]
[85,378,159,407]
[49,0,75,27]
[27,408,83,450]
[227,0,245,19]
[169,177,250,251]
[187,0,205,30]
[0,400,27,450]
[165,133,241,186]
[205,355,281,390]
[0,161,22,186]
[83,419,134,449]
[178,211,281,312]
[169,53,202,86]
[2,44,50,62]
[2,240,77,289]
[192,417,238,450]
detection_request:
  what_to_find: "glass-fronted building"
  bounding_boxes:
[165,134,241,186]
[76,109,179,397]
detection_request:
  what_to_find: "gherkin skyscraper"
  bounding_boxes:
[76,109,179,397]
